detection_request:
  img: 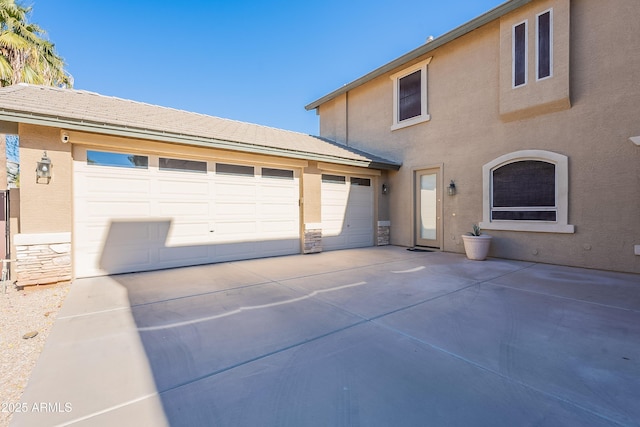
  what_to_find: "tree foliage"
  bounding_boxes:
[0,0,72,87]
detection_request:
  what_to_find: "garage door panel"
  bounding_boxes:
[260,202,298,217]
[216,182,256,197]
[158,245,210,263]
[84,176,150,194]
[215,220,257,237]
[158,201,209,217]
[261,220,299,234]
[87,201,152,218]
[158,179,210,196]
[215,202,257,218]
[259,185,298,200]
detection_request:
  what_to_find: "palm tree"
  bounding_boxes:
[0,0,72,188]
[0,0,72,87]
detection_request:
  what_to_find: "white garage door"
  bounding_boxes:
[73,148,300,277]
[321,174,374,251]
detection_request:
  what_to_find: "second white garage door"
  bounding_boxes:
[73,148,300,277]
[321,174,374,251]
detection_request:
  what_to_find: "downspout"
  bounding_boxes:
[345,91,349,147]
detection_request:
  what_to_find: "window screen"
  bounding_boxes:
[537,11,551,79]
[514,22,527,86]
[492,160,556,221]
[398,70,421,121]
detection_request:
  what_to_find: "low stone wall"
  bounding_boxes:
[14,232,71,286]
[377,221,390,246]
[303,223,322,254]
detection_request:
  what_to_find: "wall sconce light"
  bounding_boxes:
[447,180,456,196]
[382,183,389,195]
[36,151,52,184]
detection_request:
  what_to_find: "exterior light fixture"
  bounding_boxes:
[36,151,52,184]
[447,180,456,196]
[382,183,389,195]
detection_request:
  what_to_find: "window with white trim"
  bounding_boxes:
[513,20,528,87]
[480,150,574,233]
[536,9,552,80]
[390,57,431,130]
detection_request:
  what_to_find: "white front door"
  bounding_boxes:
[414,168,441,248]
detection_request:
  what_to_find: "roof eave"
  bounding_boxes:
[0,111,401,171]
[305,0,531,111]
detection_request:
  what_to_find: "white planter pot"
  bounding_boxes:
[461,234,492,260]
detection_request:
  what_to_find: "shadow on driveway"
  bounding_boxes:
[12,247,640,426]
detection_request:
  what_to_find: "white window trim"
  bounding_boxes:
[480,150,574,233]
[536,8,553,81]
[390,57,432,131]
[512,20,528,88]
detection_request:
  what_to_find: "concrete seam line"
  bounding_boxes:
[52,393,158,427]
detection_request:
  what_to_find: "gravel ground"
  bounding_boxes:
[0,282,70,427]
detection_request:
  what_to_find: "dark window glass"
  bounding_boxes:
[398,70,421,121]
[350,177,371,187]
[87,151,148,169]
[493,161,555,207]
[159,158,207,173]
[216,163,254,176]
[492,211,557,221]
[538,11,551,79]
[322,174,346,184]
[514,22,527,86]
[262,168,294,180]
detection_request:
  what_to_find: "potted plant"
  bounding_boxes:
[461,224,492,260]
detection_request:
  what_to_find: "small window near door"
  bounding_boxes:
[262,168,294,180]
[87,151,148,169]
[216,163,254,176]
[159,158,207,173]
[322,174,346,184]
[350,177,371,186]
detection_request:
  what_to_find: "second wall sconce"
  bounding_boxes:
[447,180,456,196]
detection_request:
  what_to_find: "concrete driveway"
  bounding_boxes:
[12,247,640,426]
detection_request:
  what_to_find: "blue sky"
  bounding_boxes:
[30,0,505,136]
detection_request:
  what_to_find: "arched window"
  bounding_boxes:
[480,150,574,233]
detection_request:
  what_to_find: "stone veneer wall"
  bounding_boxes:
[303,223,322,254]
[14,232,71,286]
[377,221,390,246]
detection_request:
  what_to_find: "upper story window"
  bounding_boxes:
[513,21,528,87]
[390,57,431,130]
[512,9,553,87]
[480,150,574,233]
[536,9,553,80]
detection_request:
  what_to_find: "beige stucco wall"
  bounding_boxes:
[18,124,72,234]
[317,0,640,273]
